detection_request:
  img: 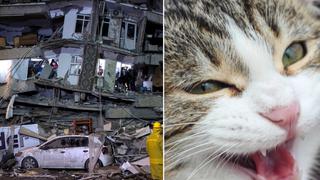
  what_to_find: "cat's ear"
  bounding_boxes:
[299,0,320,18]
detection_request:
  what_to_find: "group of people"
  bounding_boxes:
[116,67,136,91]
[115,62,163,93]
[29,59,164,95]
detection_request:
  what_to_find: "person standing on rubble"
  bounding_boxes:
[49,59,58,79]
[146,122,163,180]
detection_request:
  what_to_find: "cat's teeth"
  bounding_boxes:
[261,150,267,157]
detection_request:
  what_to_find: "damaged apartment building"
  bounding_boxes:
[0,0,163,165]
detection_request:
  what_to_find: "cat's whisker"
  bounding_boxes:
[165,145,217,170]
[167,142,237,171]
[166,134,207,149]
[214,151,237,177]
[227,153,240,176]
[209,144,240,178]
[230,153,243,170]
[186,143,239,180]
[166,136,208,154]
[167,140,214,162]
[166,131,206,147]
[186,151,218,180]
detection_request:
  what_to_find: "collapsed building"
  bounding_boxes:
[0,0,163,177]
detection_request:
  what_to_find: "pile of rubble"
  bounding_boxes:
[0,121,154,180]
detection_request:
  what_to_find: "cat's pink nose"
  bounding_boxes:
[261,101,300,139]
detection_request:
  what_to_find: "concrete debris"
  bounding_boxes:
[5,94,17,119]
[0,122,154,179]
[117,144,128,155]
[120,160,150,177]
[132,157,150,166]
[0,124,42,154]
[103,122,112,131]
[101,125,151,177]
[79,175,101,180]
[19,127,47,141]
[120,161,140,174]
[132,157,150,174]
[133,126,151,139]
[95,165,121,176]
[134,95,163,108]
[0,153,15,171]
[10,168,73,179]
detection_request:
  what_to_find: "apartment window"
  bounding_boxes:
[69,56,83,76]
[120,21,137,50]
[75,15,90,33]
[101,17,110,38]
[127,23,135,40]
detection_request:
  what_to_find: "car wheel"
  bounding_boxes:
[21,157,38,169]
[85,159,103,171]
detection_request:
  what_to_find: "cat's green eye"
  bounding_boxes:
[187,80,228,94]
[282,42,306,68]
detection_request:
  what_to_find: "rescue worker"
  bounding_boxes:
[146,122,163,180]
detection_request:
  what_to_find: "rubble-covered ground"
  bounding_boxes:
[0,123,154,180]
[0,166,152,180]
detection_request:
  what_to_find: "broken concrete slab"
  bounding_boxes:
[144,11,163,24]
[105,107,161,119]
[0,3,47,17]
[132,157,150,174]
[132,157,150,166]
[120,161,139,174]
[133,126,151,139]
[134,95,162,108]
[0,48,40,60]
[19,127,47,141]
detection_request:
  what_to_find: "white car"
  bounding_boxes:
[15,135,113,169]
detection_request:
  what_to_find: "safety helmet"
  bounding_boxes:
[153,122,161,128]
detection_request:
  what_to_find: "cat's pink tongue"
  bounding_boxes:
[251,145,297,180]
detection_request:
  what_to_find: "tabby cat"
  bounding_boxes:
[165,0,320,179]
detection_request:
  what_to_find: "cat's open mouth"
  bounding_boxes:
[229,140,298,180]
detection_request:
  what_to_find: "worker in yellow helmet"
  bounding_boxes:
[146,121,163,180]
